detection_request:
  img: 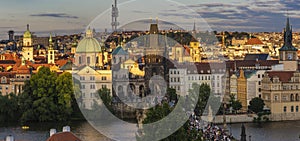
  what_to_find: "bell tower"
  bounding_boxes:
[22,24,34,61]
[48,33,55,64]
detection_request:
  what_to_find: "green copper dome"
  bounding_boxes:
[76,28,101,53]
[112,46,128,55]
[23,24,32,38]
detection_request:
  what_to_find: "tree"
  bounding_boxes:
[56,72,74,121]
[232,100,242,112]
[166,88,178,103]
[189,83,211,116]
[0,93,20,122]
[141,102,200,141]
[229,94,242,112]
[19,67,78,122]
[249,97,265,114]
[98,87,112,111]
[20,67,57,122]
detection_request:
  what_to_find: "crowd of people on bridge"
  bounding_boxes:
[188,112,234,141]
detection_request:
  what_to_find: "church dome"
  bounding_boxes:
[76,28,101,53]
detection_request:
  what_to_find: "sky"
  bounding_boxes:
[0,0,299,39]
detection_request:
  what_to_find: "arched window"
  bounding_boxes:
[296,94,299,101]
[291,94,294,101]
[283,106,287,112]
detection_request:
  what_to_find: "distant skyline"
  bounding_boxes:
[0,0,300,39]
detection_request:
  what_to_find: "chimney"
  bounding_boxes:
[50,129,56,136]
[6,135,14,141]
[63,126,71,132]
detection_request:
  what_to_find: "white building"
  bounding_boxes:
[73,28,112,109]
[169,63,225,96]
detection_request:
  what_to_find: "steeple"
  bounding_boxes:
[193,20,196,32]
[240,124,246,141]
[285,17,293,48]
[27,24,30,31]
[279,16,297,51]
[49,33,53,49]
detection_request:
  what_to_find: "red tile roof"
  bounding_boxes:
[245,38,264,45]
[46,132,82,141]
[267,71,295,83]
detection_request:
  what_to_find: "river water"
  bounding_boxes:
[0,120,299,141]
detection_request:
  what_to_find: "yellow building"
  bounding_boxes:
[189,39,201,62]
[237,69,247,111]
[262,71,300,121]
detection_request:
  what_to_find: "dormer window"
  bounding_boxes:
[1,76,7,83]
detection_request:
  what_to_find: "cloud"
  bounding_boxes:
[30,13,79,19]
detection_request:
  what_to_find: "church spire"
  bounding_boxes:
[49,33,53,49]
[284,16,293,48]
[279,16,297,51]
[27,24,30,31]
[193,20,196,32]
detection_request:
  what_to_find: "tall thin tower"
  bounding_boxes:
[111,0,119,32]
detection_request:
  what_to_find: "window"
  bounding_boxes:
[291,106,294,112]
[258,81,261,85]
[79,56,82,64]
[82,85,85,89]
[274,95,278,101]
[80,76,85,81]
[258,88,261,92]
[1,77,6,83]
[297,106,299,112]
[90,93,93,98]
[296,94,299,101]
[90,76,95,81]
[90,84,95,89]
[284,106,287,112]
[87,57,90,64]
[258,74,260,78]
[102,76,107,80]
[291,94,294,101]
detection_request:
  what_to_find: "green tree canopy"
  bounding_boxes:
[19,67,77,122]
[249,97,265,114]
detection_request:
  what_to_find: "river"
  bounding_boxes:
[1,120,300,141]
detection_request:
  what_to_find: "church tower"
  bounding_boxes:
[48,34,55,64]
[279,17,298,71]
[22,24,34,61]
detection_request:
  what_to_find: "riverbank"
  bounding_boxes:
[202,114,257,124]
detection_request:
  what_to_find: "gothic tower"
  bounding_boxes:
[144,21,169,96]
[279,17,298,71]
